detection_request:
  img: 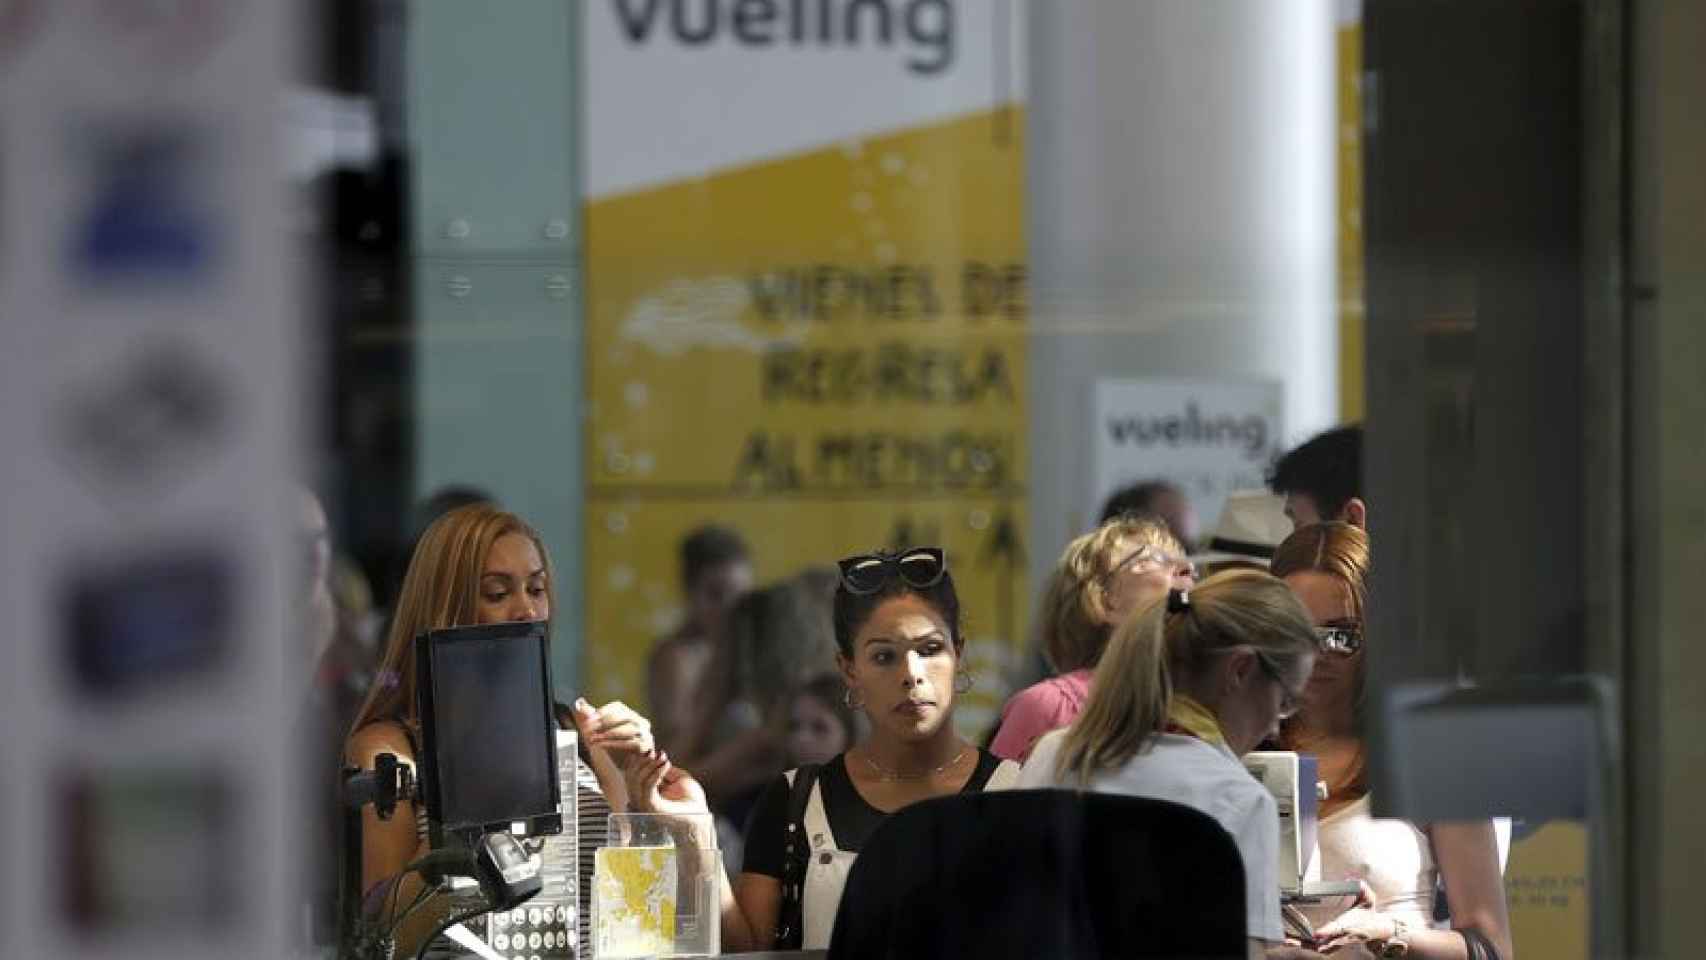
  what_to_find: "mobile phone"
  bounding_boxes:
[1282,902,1318,945]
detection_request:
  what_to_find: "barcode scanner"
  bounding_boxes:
[473,832,543,912]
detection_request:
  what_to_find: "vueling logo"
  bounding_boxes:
[612,0,957,76]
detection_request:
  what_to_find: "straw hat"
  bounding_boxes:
[1188,490,1292,568]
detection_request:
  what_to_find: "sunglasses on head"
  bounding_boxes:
[837,547,947,596]
[1105,545,1194,583]
[1315,624,1363,655]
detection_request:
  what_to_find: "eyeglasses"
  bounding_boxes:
[837,547,947,596]
[1314,624,1363,656]
[1105,546,1195,583]
[1254,651,1303,720]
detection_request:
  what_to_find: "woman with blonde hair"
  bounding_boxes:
[1018,569,1318,958]
[991,514,1194,760]
[344,503,655,957]
[1273,522,1513,960]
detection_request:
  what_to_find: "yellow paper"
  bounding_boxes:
[593,845,677,958]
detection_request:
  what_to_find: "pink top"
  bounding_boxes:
[990,668,1095,762]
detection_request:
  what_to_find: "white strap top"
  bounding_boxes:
[1301,793,1438,930]
[791,758,1021,949]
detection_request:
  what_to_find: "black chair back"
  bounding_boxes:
[827,788,1248,960]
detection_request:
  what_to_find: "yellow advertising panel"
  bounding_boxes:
[582,4,1028,736]
[1505,821,1590,960]
[1337,9,1366,421]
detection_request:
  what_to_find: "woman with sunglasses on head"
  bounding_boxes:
[1272,523,1514,960]
[992,514,1194,761]
[1017,569,1321,960]
[343,504,657,957]
[623,547,1019,952]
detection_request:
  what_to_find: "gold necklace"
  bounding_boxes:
[862,745,970,782]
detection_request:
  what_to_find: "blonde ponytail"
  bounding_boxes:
[1053,569,1316,785]
[1053,596,1172,786]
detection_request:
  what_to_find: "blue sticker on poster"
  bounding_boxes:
[61,545,235,697]
[68,125,219,285]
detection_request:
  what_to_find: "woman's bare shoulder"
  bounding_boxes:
[345,718,413,766]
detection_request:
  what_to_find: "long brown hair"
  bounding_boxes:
[1040,515,1183,673]
[1053,569,1317,786]
[1269,521,1369,800]
[347,504,554,736]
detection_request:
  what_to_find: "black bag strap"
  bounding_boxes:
[1460,928,1502,960]
[773,763,821,950]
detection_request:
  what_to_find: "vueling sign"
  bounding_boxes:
[612,0,957,75]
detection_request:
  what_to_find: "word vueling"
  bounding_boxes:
[612,0,956,76]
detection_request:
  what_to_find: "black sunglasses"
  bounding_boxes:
[1315,624,1363,655]
[837,547,947,596]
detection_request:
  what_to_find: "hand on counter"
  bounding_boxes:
[1314,907,1398,947]
[1267,941,1377,960]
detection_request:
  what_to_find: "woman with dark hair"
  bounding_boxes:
[623,547,1020,952]
[1273,522,1513,960]
[785,672,860,767]
[668,568,840,815]
[648,525,753,757]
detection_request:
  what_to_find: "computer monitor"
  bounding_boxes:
[414,621,563,837]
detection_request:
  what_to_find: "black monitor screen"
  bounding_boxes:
[418,623,558,832]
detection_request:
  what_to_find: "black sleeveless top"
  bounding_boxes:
[741,749,1007,876]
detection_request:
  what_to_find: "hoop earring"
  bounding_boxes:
[843,686,866,710]
[954,668,974,694]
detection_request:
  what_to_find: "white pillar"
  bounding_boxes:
[1027,0,1338,572]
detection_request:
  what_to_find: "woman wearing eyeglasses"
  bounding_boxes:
[1272,523,1514,960]
[1017,569,1318,959]
[992,514,1194,761]
[622,547,1019,952]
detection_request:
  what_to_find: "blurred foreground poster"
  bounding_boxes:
[582,0,1029,735]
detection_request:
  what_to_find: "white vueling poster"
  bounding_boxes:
[1090,378,1284,535]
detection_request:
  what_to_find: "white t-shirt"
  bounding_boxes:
[1019,728,1284,943]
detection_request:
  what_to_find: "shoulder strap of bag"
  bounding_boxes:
[984,757,1023,791]
[774,763,821,950]
[1460,928,1502,960]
